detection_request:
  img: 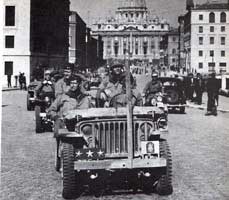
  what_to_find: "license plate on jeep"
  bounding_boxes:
[141,141,159,155]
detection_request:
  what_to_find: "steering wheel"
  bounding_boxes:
[109,93,137,108]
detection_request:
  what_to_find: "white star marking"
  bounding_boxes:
[97,150,104,156]
[75,150,82,157]
[86,150,93,157]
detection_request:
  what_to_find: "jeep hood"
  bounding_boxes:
[63,106,163,120]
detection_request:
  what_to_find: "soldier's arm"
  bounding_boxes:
[55,80,63,98]
[143,81,150,96]
[47,96,62,120]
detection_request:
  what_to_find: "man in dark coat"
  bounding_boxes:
[194,73,204,105]
[205,73,220,116]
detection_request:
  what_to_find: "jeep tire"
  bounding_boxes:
[55,138,61,172]
[156,140,173,195]
[62,143,80,199]
[35,105,43,133]
[180,106,185,114]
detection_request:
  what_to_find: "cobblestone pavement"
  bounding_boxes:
[1,90,229,200]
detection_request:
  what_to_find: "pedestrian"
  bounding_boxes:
[205,73,220,116]
[7,74,12,88]
[14,75,18,88]
[194,73,204,105]
[187,73,195,101]
[19,72,23,90]
[22,73,27,90]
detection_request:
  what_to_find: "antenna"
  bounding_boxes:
[87,10,91,27]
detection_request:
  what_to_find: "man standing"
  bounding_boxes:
[194,73,204,105]
[187,73,195,101]
[55,64,73,98]
[7,74,12,88]
[205,73,220,116]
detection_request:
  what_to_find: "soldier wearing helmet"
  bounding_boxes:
[35,69,55,99]
[143,71,162,97]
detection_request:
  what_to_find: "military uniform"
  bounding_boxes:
[35,80,55,98]
[143,80,162,95]
[54,77,71,98]
[48,92,91,119]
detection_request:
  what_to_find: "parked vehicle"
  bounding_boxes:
[27,81,40,111]
[159,77,186,113]
[54,106,173,199]
[34,92,54,133]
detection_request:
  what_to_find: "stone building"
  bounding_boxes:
[3,0,70,86]
[183,0,229,75]
[91,0,169,66]
[69,11,104,70]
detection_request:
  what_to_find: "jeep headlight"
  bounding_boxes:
[151,98,157,106]
[157,96,163,102]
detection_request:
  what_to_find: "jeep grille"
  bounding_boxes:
[79,119,155,158]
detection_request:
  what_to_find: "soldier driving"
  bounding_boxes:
[143,71,162,97]
[35,70,55,99]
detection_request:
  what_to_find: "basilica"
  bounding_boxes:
[91,0,170,66]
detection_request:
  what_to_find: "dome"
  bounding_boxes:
[119,0,146,8]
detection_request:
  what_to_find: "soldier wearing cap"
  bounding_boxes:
[143,72,162,97]
[47,75,91,120]
[54,64,73,98]
[35,70,55,99]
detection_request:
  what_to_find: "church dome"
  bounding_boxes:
[119,0,146,8]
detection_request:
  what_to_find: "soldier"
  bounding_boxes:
[35,70,55,99]
[96,66,122,107]
[205,73,220,116]
[48,75,91,120]
[110,61,124,87]
[143,72,162,97]
[55,64,73,98]
[109,73,143,107]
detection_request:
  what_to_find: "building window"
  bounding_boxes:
[210,26,214,32]
[210,50,214,57]
[5,6,15,26]
[209,12,215,23]
[199,37,203,45]
[4,61,13,75]
[210,37,214,45]
[221,50,225,57]
[199,50,203,57]
[5,35,14,48]
[199,26,203,33]
[220,63,226,67]
[199,63,203,69]
[199,14,203,20]
[221,37,225,45]
[172,49,176,54]
[161,24,164,29]
[173,37,176,42]
[221,26,225,32]
[172,58,176,63]
[98,24,101,29]
[220,12,226,23]
[151,26,154,29]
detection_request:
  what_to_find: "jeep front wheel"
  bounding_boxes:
[62,143,80,199]
[156,140,173,195]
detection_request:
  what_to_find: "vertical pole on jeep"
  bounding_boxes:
[126,32,133,167]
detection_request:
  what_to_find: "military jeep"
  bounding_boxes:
[55,106,173,199]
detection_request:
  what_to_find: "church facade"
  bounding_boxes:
[91,0,170,66]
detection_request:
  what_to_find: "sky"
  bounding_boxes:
[69,0,222,27]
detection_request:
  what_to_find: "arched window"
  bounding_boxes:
[220,12,226,23]
[209,12,215,23]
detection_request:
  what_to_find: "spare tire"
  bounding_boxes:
[165,89,179,104]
